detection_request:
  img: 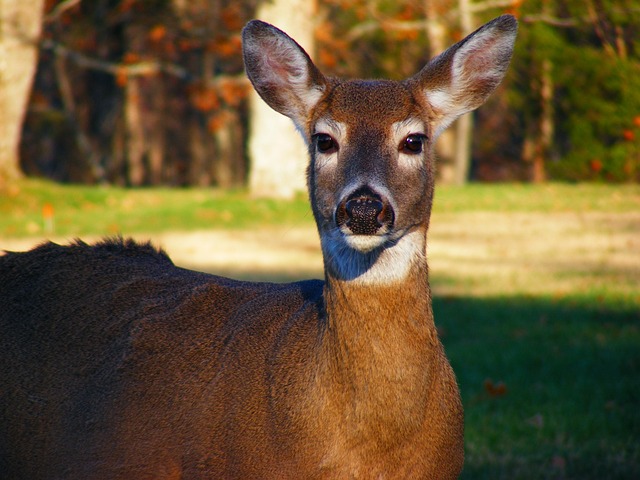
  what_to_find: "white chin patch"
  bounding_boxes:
[344,234,387,253]
[322,230,425,284]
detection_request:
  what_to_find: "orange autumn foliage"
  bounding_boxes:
[218,81,249,107]
[148,25,167,43]
[190,86,220,112]
[319,49,338,69]
[221,4,244,31]
[209,36,242,58]
[207,113,228,133]
[483,378,508,397]
[123,52,140,64]
[116,67,128,87]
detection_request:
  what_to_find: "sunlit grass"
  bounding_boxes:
[0,178,314,238]
[1,179,638,239]
[433,182,640,213]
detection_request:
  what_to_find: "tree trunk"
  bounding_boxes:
[187,112,211,187]
[523,1,554,183]
[0,0,45,188]
[248,0,317,198]
[148,119,165,185]
[453,0,474,185]
[533,57,552,182]
[124,77,146,186]
[521,57,553,183]
[215,109,245,188]
[424,0,457,184]
[53,52,105,182]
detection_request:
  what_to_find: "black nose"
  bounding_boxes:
[335,187,395,235]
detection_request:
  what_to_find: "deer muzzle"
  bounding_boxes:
[335,187,395,236]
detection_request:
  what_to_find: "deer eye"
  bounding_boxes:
[314,133,337,154]
[401,134,426,154]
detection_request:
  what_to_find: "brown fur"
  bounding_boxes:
[0,238,462,479]
[0,16,516,479]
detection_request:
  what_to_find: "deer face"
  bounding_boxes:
[242,15,517,282]
[307,80,435,257]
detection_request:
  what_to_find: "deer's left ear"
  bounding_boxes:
[410,15,517,139]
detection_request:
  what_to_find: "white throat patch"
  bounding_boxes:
[322,230,425,285]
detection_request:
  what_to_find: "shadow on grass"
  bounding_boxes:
[433,295,639,480]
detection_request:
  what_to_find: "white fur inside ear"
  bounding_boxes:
[245,31,324,115]
[425,89,454,114]
[424,88,458,139]
[424,19,516,138]
[299,87,325,113]
[424,75,468,139]
[264,35,324,109]
[449,27,515,103]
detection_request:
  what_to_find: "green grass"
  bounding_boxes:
[1,179,638,238]
[433,182,640,213]
[434,295,639,479]
[0,179,315,238]
[1,179,638,478]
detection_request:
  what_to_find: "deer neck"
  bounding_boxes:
[321,227,436,341]
[318,229,440,441]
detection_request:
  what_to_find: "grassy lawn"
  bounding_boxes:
[435,295,638,479]
[1,179,638,238]
[1,179,638,478]
[0,179,315,238]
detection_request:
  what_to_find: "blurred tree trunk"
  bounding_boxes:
[183,10,217,187]
[148,129,165,184]
[536,57,553,182]
[147,79,165,185]
[215,109,245,188]
[187,111,213,187]
[426,0,476,184]
[425,0,457,184]
[0,0,45,188]
[124,76,146,186]
[522,1,554,183]
[119,75,168,187]
[248,0,317,198]
[453,0,474,185]
[522,57,552,182]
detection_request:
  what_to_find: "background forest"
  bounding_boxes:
[7,0,640,188]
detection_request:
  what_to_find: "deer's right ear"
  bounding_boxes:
[242,20,327,133]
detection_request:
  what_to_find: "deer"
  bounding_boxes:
[0,15,516,479]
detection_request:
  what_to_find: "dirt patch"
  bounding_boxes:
[2,212,638,297]
[155,227,323,283]
[428,211,640,297]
